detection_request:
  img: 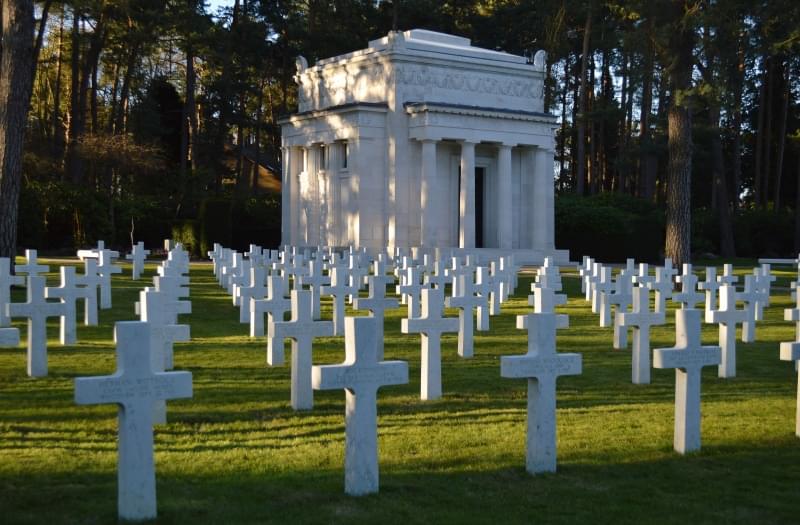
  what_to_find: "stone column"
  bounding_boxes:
[497,144,513,249]
[281,146,291,246]
[459,141,476,249]
[297,147,308,245]
[307,144,320,245]
[532,147,555,250]
[420,139,437,247]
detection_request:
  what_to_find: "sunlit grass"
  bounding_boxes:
[0,258,798,524]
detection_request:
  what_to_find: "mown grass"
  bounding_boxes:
[1,258,798,524]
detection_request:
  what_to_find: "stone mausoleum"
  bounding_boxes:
[279,29,568,263]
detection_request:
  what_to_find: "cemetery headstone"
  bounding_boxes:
[125,242,150,280]
[708,284,748,379]
[269,289,334,410]
[501,310,581,474]
[618,285,665,384]
[352,274,398,360]
[312,316,408,495]
[653,309,721,454]
[74,321,192,522]
[401,287,459,400]
[7,276,66,377]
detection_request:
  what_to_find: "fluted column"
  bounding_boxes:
[420,139,437,247]
[532,147,554,250]
[497,144,513,249]
[281,146,291,245]
[459,141,476,249]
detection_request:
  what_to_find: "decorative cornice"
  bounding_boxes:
[404,102,557,124]
[278,102,388,124]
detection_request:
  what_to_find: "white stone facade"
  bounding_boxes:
[279,29,568,264]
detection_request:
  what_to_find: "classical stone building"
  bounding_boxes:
[279,29,567,263]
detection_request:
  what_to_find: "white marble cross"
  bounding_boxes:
[445,274,488,358]
[662,258,679,281]
[401,287,459,400]
[753,264,775,321]
[528,283,567,316]
[125,242,150,280]
[653,308,721,454]
[633,263,654,288]
[618,285,665,384]
[139,288,191,373]
[74,321,192,521]
[298,260,330,319]
[0,257,24,326]
[585,262,601,302]
[780,289,800,437]
[708,284,748,379]
[673,264,703,309]
[236,266,267,323]
[717,263,738,287]
[488,260,503,315]
[425,260,451,290]
[269,289,334,410]
[578,255,594,301]
[251,275,291,338]
[736,274,764,343]
[44,266,82,345]
[321,266,357,336]
[15,249,49,277]
[698,266,720,315]
[594,267,615,327]
[648,266,675,314]
[97,249,122,309]
[534,259,562,292]
[501,311,581,474]
[353,275,398,360]
[312,316,408,496]
[473,266,493,331]
[609,270,633,349]
[7,276,66,377]
[227,259,252,298]
[396,267,427,319]
[75,258,101,325]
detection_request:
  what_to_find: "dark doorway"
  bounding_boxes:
[475,166,485,248]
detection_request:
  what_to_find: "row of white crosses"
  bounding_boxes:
[74,241,193,522]
[579,255,800,453]
[3,248,111,376]
[208,244,516,405]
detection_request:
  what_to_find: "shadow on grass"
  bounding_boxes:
[1,440,798,525]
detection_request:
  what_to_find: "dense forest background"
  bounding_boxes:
[4,0,800,261]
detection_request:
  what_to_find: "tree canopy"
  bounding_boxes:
[2,0,800,261]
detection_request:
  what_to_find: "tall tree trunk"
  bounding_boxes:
[114,45,138,134]
[252,79,264,193]
[730,29,745,209]
[763,59,775,208]
[31,0,52,81]
[753,57,769,208]
[575,5,592,195]
[0,0,35,260]
[67,9,81,183]
[665,105,692,265]
[90,59,98,133]
[639,24,655,200]
[710,105,735,257]
[773,65,789,209]
[663,4,695,266]
[52,11,64,158]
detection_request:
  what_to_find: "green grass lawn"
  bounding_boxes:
[1,259,799,524]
